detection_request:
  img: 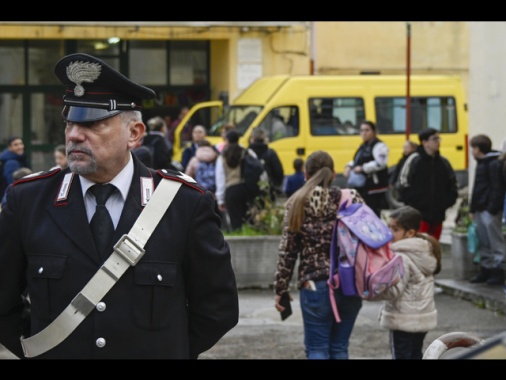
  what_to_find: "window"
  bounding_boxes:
[30,92,65,146]
[169,41,208,86]
[257,106,299,142]
[0,92,23,144]
[28,41,62,85]
[0,41,24,85]
[130,41,167,85]
[375,96,458,135]
[309,97,364,136]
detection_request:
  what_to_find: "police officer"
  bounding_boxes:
[0,53,239,359]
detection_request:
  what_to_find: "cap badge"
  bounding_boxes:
[66,61,102,97]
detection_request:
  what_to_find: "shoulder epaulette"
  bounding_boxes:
[12,167,61,187]
[157,169,204,194]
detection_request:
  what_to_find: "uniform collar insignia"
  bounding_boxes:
[23,171,44,179]
[66,60,102,97]
[176,172,197,183]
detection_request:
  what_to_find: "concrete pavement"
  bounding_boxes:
[436,200,506,315]
[2,198,506,359]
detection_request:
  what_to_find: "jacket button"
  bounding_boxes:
[96,302,106,312]
[157,274,163,281]
[96,338,106,348]
[38,267,43,274]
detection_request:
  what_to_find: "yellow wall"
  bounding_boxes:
[0,21,469,105]
[314,21,469,97]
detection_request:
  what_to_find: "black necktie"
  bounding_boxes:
[90,184,117,261]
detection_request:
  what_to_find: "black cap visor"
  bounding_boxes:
[62,105,122,123]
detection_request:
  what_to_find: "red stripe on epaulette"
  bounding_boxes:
[157,169,205,194]
[12,167,61,187]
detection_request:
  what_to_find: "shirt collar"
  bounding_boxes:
[79,153,134,201]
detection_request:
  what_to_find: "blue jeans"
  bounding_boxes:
[299,280,362,359]
[475,210,506,269]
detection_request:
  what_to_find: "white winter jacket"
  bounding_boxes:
[377,237,438,333]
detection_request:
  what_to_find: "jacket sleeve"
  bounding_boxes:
[363,141,389,174]
[266,149,284,187]
[487,158,505,214]
[274,205,300,295]
[0,189,30,358]
[214,156,226,206]
[442,158,459,210]
[4,160,22,186]
[186,191,239,358]
[398,154,419,204]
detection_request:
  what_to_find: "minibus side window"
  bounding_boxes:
[375,96,458,135]
[309,97,363,136]
[257,106,299,142]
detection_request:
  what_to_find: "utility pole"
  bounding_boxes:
[310,22,316,75]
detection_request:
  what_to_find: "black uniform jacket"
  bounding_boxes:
[0,155,239,359]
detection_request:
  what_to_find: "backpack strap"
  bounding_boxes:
[328,188,353,323]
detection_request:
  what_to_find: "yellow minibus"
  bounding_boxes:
[173,74,468,191]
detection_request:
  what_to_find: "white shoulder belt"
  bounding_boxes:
[20,178,182,358]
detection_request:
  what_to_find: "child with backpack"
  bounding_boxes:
[274,150,364,360]
[185,139,219,194]
[378,205,441,359]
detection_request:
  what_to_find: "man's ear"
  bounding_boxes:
[128,121,146,149]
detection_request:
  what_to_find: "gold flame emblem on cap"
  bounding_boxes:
[66,61,102,97]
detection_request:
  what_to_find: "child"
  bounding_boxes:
[378,205,441,359]
[283,158,305,197]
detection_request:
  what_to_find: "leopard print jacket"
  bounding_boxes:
[274,186,363,295]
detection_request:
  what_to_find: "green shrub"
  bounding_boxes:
[224,184,285,236]
[454,198,472,233]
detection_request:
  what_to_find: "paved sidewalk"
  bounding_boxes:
[436,201,506,315]
[2,199,505,359]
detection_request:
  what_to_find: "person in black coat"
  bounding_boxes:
[248,127,284,201]
[0,53,238,359]
[468,134,505,285]
[399,128,458,240]
[142,116,175,170]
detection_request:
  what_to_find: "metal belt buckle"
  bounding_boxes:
[113,234,145,266]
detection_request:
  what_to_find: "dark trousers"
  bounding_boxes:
[225,183,251,231]
[389,329,427,359]
[359,190,387,217]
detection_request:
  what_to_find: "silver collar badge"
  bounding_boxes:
[66,61,102,97]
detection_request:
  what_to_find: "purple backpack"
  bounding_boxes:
[328,189,405,322]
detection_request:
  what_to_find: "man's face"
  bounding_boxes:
[192,126,206,142]
[8,138,24,155]
[65,113,143,183]
[423,134,441,156]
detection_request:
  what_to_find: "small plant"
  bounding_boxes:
[454,198,472,233]
[225,181,285,236]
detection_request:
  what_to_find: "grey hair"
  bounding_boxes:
[120,110,142,124]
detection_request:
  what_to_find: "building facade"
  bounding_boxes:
[0,21,472,172]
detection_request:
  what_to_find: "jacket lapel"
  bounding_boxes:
[46,174,101,264]
[114,159,155,241]
[46,160,156,265]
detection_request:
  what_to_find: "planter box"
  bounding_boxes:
[451,230,506,280]
[451,231,478,281]
[226,236,281,289]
